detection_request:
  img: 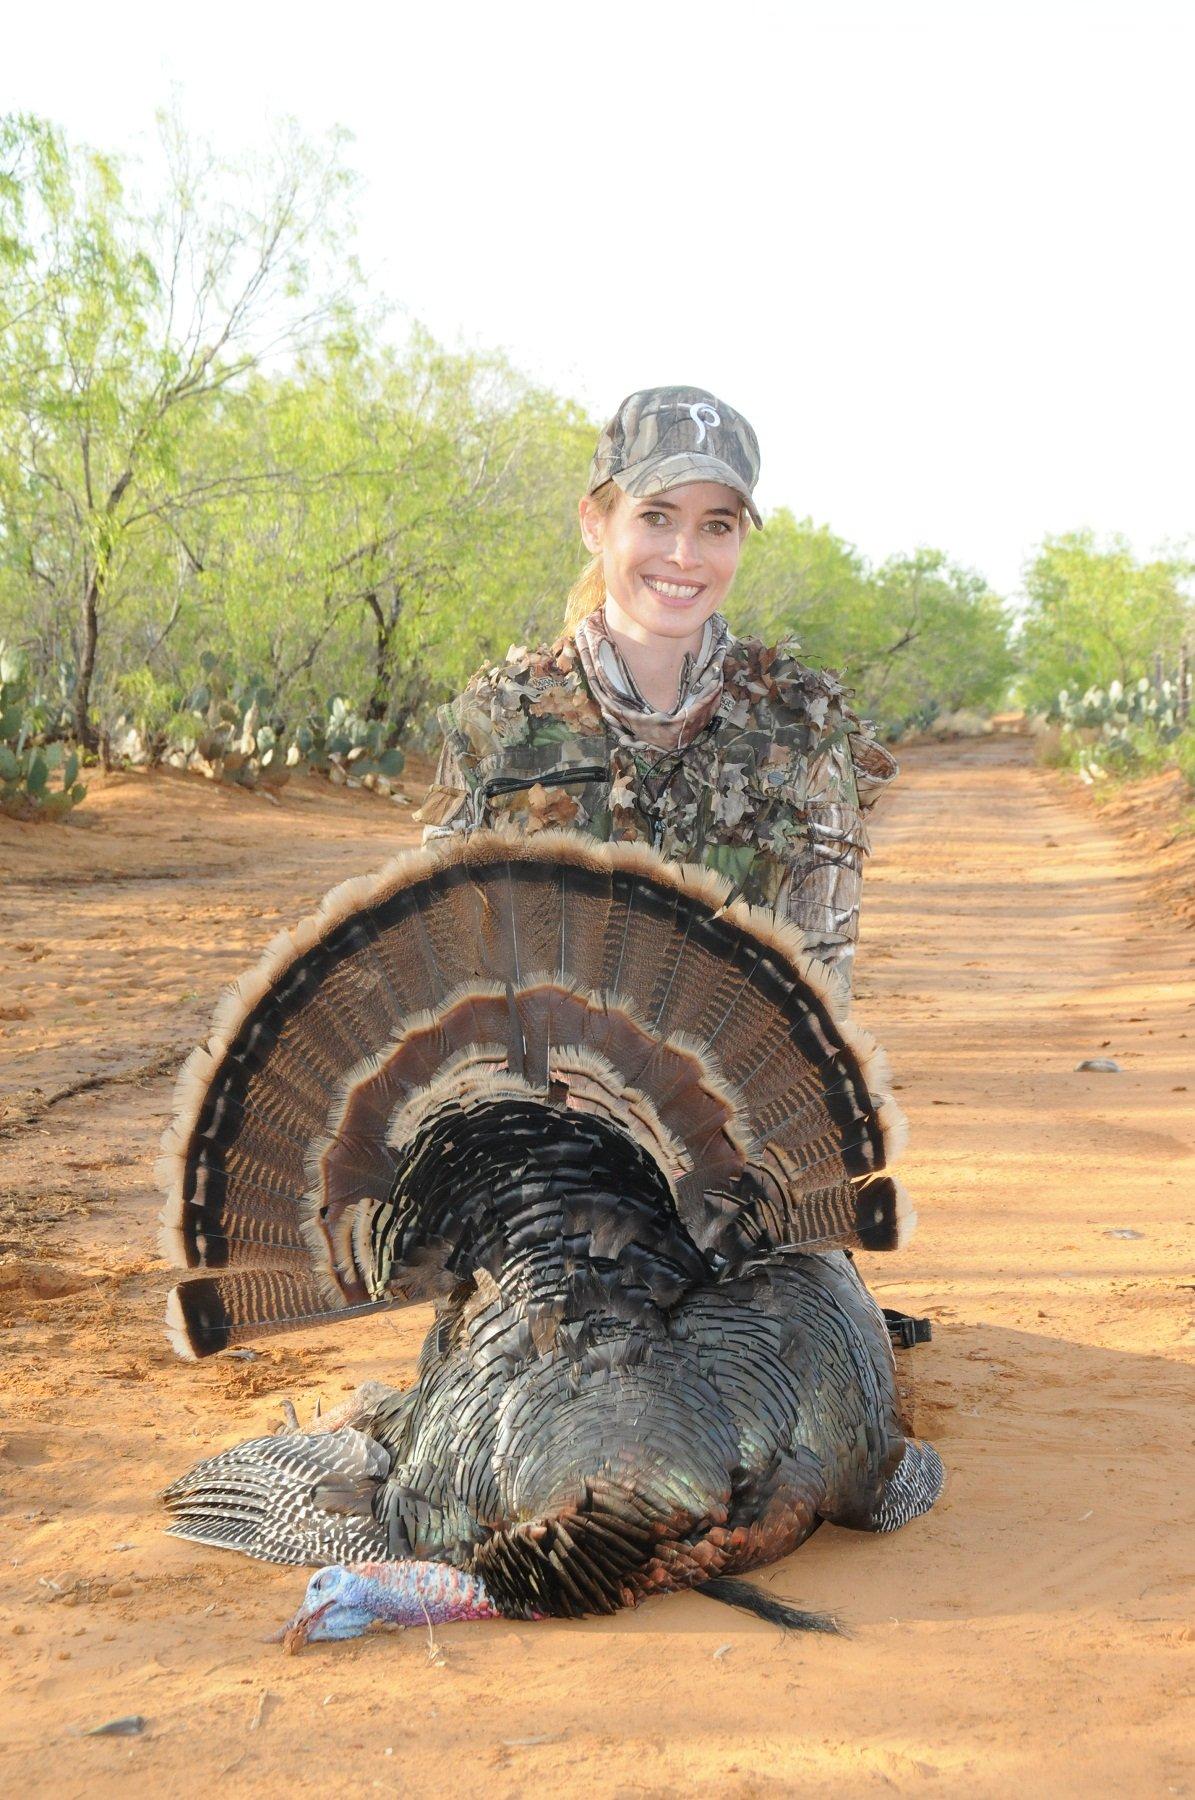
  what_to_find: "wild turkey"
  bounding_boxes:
[159,830,942,1646]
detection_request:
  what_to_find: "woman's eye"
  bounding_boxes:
[639,512,731,532]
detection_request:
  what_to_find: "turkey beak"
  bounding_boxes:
[266,1598,330,1652]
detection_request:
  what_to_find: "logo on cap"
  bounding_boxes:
[686,401,721,444]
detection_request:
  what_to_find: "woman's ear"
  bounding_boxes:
[578,493,607,556]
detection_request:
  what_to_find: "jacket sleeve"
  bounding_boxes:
[415,702,484,844]
[776,697,898,1003]
[849,723,899,816]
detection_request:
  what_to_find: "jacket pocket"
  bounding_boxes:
[477,760,610,836]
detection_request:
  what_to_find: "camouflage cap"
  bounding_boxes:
[588,386,764,529]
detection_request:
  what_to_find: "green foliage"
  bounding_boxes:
[170,332,592,737]
[111,668,190,765]
[1018,534,1194,712]
[1175,732,1195,790]
[866,552,1016,730]
[735,519,1016,731]
[0,640,87,818]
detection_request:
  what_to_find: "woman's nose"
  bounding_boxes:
[667,534,702,570]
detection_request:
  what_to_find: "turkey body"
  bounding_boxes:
[160,832,942,1629]
[366,1248,932,1616]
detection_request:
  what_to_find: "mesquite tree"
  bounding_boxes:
[732,510,1015,723]
[0,111,351,746]
[161,333,593,733]
[1018,533,1194,712]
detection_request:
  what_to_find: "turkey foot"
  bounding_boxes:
[275,1380,397,1439]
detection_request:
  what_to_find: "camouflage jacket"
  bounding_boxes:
[418,634,897,999]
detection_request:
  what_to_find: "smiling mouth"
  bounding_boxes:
[642,576,704,602]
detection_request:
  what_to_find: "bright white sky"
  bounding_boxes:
[8,0,1194,602]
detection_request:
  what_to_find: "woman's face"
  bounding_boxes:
[578,481,746,644]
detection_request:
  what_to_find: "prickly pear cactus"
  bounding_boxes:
[1054,676,1191,782]
[107,655,408,802]
[290,697,406,793]
[0,643,87,821]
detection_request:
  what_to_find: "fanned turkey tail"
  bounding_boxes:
[158,830,911,1357]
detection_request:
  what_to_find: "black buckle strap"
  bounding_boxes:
[882,1307,933,1349]
[479,764,607,800]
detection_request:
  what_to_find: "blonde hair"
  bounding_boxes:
[564,482,620,632]
[563,481,751,635]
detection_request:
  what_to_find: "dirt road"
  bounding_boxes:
[1,739,1191,1797]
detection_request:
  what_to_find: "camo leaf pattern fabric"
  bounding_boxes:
[417,631,897,999]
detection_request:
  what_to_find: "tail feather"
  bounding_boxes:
[553,854,614,991]
[721,1169,915,1260]
[165,1270,393,1360]
[698,1575,843,1635]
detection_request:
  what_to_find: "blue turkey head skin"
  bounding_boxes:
[280,1566,377,1648]
[275,1558,503,1650]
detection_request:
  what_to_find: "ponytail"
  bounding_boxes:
[564,481,620,634]
[564,555,607,633]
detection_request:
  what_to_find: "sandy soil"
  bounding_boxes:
[1064,761,1195,932]
[0,739,1191,1798]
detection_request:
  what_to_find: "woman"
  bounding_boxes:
[418,384,897,1009]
